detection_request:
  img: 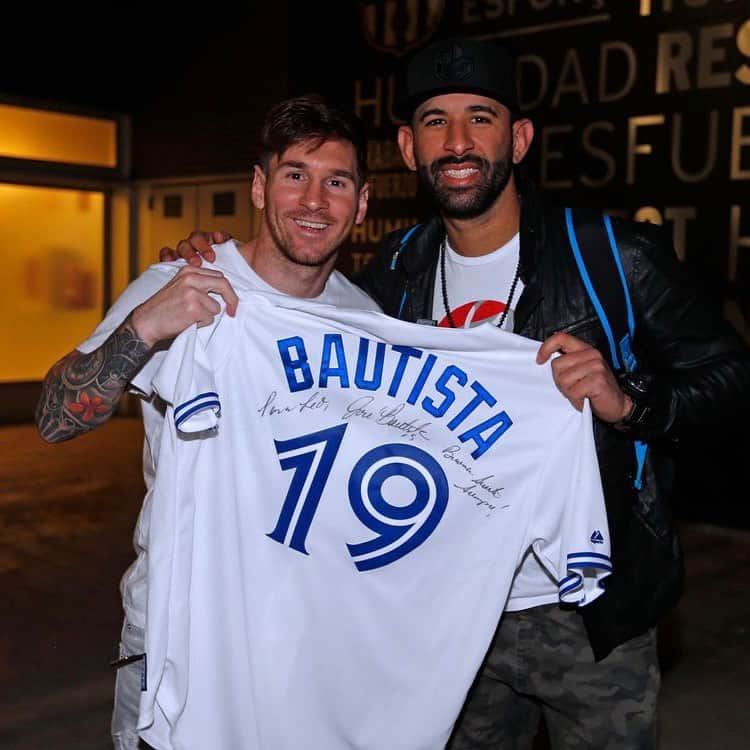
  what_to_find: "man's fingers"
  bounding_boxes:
[210,277,239,317]
[159,246,178,262]
[176,268,239,317]
[211,230,232,244]
[550,348,604,381]
[173,266,226,281]
[536,331,592,363]
[195,294,222,325]
[187,230,217,262]
[176,238,203,266]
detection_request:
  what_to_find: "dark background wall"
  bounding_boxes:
[0,6,290,178]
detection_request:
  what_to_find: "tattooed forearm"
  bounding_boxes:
[35,314,152,443]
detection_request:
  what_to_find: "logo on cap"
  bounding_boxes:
[433,42,474,82]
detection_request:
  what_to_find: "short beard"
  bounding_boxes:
[418,148,513,220]
[267,216,340,268]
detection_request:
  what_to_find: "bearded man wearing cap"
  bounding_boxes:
[168,36,749,750]
[352,36,750,749]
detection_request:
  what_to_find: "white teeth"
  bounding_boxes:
[444,168,477,178]
[295,220,327,230]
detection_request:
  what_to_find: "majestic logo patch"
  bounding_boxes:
[590,530,605,544]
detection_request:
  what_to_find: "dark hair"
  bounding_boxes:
[258,94,367,186]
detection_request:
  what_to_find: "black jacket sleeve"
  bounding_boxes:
[617,219,750,442]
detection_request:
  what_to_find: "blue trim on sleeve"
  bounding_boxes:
[174,391,220,419]
[558,550,613,605]
[175,399,221,430]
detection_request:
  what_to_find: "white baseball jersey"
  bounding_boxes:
[138,294,612,750]
[430,235,559,611]
[75,240,379,630]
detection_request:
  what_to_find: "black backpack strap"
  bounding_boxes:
[564,208,636,372]
[388,223,422,319]
[390,223,422,270]
[564,207,647,490]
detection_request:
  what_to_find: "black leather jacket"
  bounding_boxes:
[354,186,750,659]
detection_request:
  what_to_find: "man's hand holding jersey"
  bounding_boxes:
[132,265,238,347]
[536,332,632,423]
[162,231,631,424]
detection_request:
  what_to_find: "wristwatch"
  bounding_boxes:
[614,372,654,431]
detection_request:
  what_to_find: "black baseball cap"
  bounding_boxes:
[395,36,519,121]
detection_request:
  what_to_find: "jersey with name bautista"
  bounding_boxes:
[139,294,612,750]
[74,240,378,632]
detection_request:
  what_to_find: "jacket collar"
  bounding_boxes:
[514,182,545,333]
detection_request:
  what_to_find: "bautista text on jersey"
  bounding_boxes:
[277,334,514,460]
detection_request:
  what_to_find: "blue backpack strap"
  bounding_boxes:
[564,207,647,490]
[390,224,421,270]
[390,224,421,319]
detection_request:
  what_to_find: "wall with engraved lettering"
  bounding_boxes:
[291,0,749,342]
[289,0,750,525]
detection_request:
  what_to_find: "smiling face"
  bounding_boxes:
[398,93,532,221]
[252,138,368,269]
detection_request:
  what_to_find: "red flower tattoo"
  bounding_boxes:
[69,392,109,422]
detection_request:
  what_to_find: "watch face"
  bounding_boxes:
[631,375,649,394]
[620,372,651,398]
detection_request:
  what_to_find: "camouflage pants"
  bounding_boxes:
[447,604,660,749]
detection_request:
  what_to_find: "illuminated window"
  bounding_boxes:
[0,104,117,168]
[0,184,104,382]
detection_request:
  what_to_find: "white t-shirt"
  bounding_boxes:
[431,233,559,610]
[138,294,611,750]
[432,233,524,331]
[75,240,380,628]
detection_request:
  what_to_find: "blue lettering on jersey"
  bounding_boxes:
[354,338,386,391]
[269,427,448,571]
[320,334,350,388]
[387,346,423,397]
[422,365,467,418]
[457,410,513,459]
[275,334,514,458]
[277,336,314,392]
[406,354,437,405]
[347,443,449,571]
[447,382,496,430]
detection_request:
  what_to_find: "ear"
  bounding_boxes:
[511,118,534,165]
[251,164,267,210]
[397,125,418,172]
[354,182,369,225]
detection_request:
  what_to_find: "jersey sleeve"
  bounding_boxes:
[151,317,225,434]
[529,401,612,606]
